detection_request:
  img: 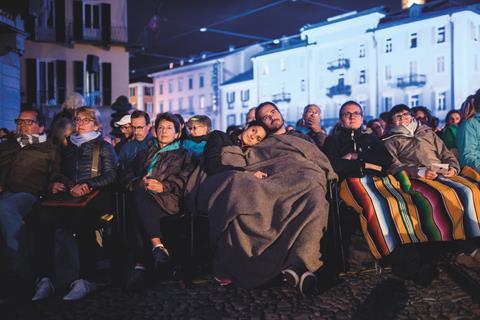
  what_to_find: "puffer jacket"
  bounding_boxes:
[383,122,460,176]
[457,112,480,171]
[322,126,392,180]
[61,136,117,189]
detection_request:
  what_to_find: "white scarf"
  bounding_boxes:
[402,118,418,136]
[16,134,47,148]
[70,131,101,147]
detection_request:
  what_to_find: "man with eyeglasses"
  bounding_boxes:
[296,104,327,148]
[118,110,152,171]
[113,114,133,154]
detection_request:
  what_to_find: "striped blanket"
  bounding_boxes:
[340,168,480,259]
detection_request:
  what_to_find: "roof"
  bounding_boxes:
[129,75,153,84]
[221,68,253,86]
[376,0,480,30]
[252,37,308,59]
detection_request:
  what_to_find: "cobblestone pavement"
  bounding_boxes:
[1,265,479,320]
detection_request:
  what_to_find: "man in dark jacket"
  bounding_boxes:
[118,110,152,171]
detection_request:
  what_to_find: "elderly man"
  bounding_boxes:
[118,110,152,171]
[296,104,327,148]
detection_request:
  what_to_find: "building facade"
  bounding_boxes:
[20,0,129,132]
[128,81,154,120]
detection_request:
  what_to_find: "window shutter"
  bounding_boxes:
[74,61,84,95]
[56,60,66,104]
[73,1,83,40]
[47,62,55,102]
[25,59,37,104]
[55,0,66,42]
[101,3,111,43]
[39,62,47,104]
[101,62,112,105]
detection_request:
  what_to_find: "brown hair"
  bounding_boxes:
[75,106,102,128]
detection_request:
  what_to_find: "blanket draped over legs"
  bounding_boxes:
[339,168,480,260]
[197,135,337,289]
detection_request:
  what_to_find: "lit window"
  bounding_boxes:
[129,87,136,97]
[227,92,235,109]
[437,92,446,111]
[409,94,419,108]
[227,114,236,126]
[241,89,250,102]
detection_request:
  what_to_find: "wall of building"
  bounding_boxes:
[220,79,257,128]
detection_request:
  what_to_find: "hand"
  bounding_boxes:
[143,175,164,193]
[51,182,66,194]
[425,169,438,180]
[70,183,91,197]
[364,163,382,172]
[252,171,268,179]
[342,153,358,160]
[305,119,321,133]
[442,168,457,178]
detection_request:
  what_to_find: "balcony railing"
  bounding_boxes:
[64,21,128,44]
[396,74,427,88]
[327,84,352,97]
[327,58,350,71]
[272,92,291,103]
[34,27,56,42]
[111,26,128,43]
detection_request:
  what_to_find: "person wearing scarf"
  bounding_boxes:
[122,112,194,291]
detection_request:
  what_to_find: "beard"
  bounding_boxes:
[269,118,284,132]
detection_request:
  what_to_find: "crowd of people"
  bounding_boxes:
[0,89,479,302]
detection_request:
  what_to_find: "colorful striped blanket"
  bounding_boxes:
[339,167,480,259]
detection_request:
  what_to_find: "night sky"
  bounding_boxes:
[128,0,402,78]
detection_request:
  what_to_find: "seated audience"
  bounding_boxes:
[440,110,461,151]
[366,118,385,138]
[296,104,327,148]
[182,115,212,157]
[457,90,480,172]
[118,111,152,171]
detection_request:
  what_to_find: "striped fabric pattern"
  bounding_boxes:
[340,169,480,259]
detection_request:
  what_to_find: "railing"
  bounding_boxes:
[272,92,291,103]
[111,26,128,43]
[327,84,352,97]
[35,27,56,41]
[327,58,350,71]
[396,74,427,88]
[64,21,128,44]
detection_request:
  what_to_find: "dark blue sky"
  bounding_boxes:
[129,0,402,77]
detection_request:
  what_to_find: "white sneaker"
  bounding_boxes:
[32,277,55,301]
[63,279,97,301]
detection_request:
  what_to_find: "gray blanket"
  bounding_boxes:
[197,135,337,288]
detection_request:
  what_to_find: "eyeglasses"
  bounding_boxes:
[74,117,94,125]
[393,112,412,121]
[305,111,320,117]
[341,111,363,118]
[132,125,146,131]
[261,109,278,122]
[15,119,36,126]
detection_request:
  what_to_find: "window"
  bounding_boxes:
[384,96,393,111]
[159,83,163,95]
[437,92,446,111]
[227,115,236,126]
[84,3,101,40]
[359,70,366,84]
[129,87,136,97]
[437,56,445,73]
[188,96,194,113]
[178,97,183,111]
[241,89,250,102]
[168,80,173,93]
[385,66,392,80]
[410,33,417,48]
[168,100,173,111]
[409,94,420,108]
[280,58,286,71]
[227,92,235,108]
[199,95,205,109]
[159,101,164,112]
[385,38,392,53]
[241,113,247,125]
[359,44,366,58]
[301,79,306,91]
[409,61,417,75]
[199,74,205,88]
[178,79,183,92]
[188,77,193,90]
[146,103,153,113]
[263,64,269,75]
[144,87,153,96]
[437,26,446,43]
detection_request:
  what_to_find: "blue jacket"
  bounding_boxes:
[457,113,480,171]
[118,133,152,170]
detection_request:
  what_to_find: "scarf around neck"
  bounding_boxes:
[147,140,181,175]
[402,118,419,136]
[70,131,101,147]
[17,133,47,148]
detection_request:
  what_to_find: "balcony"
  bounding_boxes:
[327,58,350,71]
[327,84,352,97]
[111,26,128,43]
[65,21,128,44]
[272,92,291,103]
[396,74,427,88]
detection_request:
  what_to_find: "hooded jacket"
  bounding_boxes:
[457,112,480,171]
[383,121,460,176]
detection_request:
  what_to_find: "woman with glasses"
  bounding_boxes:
[31,107,117,301]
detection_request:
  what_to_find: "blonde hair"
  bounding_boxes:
[75,106,102,129]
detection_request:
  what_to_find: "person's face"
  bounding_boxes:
[120,124,133,139]
[303,106,321,125]
[414,110,428,124]
[75,113,98,135]
[447,113,461,125]
[241,125,267,146]
[188,123,209,137]
[246,109,256,125]
[131,117,149,142]
[257,104,284,131]
[15,111,42,135]
[340,104,363,130]
[370,121,384,137]
[391,110,413,127]
[156,119,178,147]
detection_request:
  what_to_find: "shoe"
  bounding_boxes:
[281,268,299,287]
[125,267,147,291]
[152,245,170,269]
[63,279,96,301]
[299,272,317,297]
[32,277,55,301]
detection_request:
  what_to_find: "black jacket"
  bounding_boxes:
[204,130,245,176]
[322,127,392,180]
[61,136,117,189]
